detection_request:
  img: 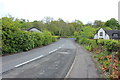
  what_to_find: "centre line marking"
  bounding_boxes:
[15,55,44,68]
[58,47,61,49]
[49,48,58,54]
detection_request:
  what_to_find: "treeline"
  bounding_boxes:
[1,16,119,37]
[1,16,120,55]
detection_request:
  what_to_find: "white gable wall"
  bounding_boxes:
[98,28,106,39]
[94,28,110,39]
[105,34,110,39]
[94,34,98,39]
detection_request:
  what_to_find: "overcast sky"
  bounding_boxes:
[0,0,120,24]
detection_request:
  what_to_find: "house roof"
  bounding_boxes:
[95,27,103,34]
[21,27,41,31]
[105,30,120,37]
[26,27,40,31]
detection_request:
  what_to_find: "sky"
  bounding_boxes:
[0,0,120,24]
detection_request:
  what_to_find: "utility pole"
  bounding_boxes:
[118,1,120,24]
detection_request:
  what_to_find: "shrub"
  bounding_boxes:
[2,25,57,55]
[2,17,59,55]
[97,39,120,53]
[42,31,52,46]
[77,38,120,53]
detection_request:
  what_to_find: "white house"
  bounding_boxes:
[94,28,120,40]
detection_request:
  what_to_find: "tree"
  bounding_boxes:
[71,20,83,32]
[0,18,2,40]
[102,27,112,30]
[80,26,96,39]
[0,18,2,30]
[42,17,54,23]
[93,20,104,27]
[74,31,81,40]
[105,18,120,30]
[85,22,92,26]
[47,20,59,35]
[2,17,14,29]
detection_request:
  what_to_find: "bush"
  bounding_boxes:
[77,38,120,53]
[52,36,59,42]
[97,39,120,52]
[30,32,44,47]
[42,31,52,46]
[2,23,57,55]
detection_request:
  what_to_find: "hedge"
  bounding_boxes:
[2,26,58,55]
[78,38,120,53]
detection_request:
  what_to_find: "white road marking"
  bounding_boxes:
[15,55,44,68]
[58,46,61,49]
[65,50,77,78]
[58,45,64,49]
[59,52,70,54]
[15,46,63,68]
[49,45,63,54]
[49,48,58,54]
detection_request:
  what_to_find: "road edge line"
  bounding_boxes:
[64,43,78,78]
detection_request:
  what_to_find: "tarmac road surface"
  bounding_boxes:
[2,38,99,78]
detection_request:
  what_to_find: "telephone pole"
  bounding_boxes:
[118,1,120,24]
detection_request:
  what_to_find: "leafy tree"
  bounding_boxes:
[42,17,54,23]
[102,27,112,30]
[80,26,96,39]
[71,20,83,32]
[32,20,45,31]
[0,18,2,50]
[93,20,104,27]
[0,18,2,32]
[73,31,81,40]
[105,18,120,30]
[67,23,76,36]
[85,22,92,26]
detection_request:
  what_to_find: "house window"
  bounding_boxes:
[113,33,119,37]
[100,32,103,36]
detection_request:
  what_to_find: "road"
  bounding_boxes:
[2,38,99,78]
